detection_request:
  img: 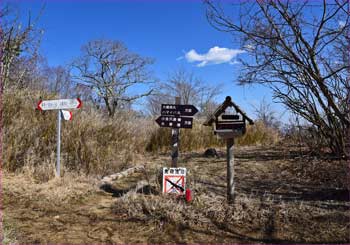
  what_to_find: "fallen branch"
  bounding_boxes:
[100,165,145,186]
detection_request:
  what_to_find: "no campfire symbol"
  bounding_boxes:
[162,167,186,194]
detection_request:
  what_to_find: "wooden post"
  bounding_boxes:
[226,137,235,203]
[171,97,181,167]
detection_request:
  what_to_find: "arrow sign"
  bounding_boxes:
[37,98,82,111]
[61,110,72,121]
[156,115,193,128]
[161,104,198,116]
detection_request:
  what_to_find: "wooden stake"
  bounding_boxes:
[171,97,181,167]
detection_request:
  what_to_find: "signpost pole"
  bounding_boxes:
[56,110,61,177]
[226,137,235,203]
[37,98,82,177]
[171,97,181,167]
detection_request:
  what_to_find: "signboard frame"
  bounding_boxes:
[161,104,198,116]
[37,98,82,111]
[155,115,193,129]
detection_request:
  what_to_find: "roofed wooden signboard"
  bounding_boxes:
[204,96,254,203]
[204,96,254,139]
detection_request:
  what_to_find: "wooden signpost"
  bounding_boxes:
[204,96,254,203]
[155,98,197,198]
[37,98,82,177]
[172,97,180,167]
[155,97,198,168]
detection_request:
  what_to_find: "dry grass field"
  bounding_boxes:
[2,145,349,244]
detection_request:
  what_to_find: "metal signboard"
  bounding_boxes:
[61,110,72,121]
[162,167,186,194]
[155,115,193,129]
[37,98,82,111]
[161,104,198,117]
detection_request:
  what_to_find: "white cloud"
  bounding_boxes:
[184,46,245,67]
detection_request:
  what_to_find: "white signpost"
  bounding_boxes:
[162,167,186,195]
[37,98,82,177]
[37,98,82,111]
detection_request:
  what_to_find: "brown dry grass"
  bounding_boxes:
[3,89,281,182]
[2,170,97,204]
[2,145,349,244]
[146,119,281,153]
[237,120,280,146]
[3,89,152,178]
[6,89,348,244]
[114,189,349,243]
[145,119,224,153]
[113,146,349,243]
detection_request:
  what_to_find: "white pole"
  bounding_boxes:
[56,110,61,177]
[227,137,235,203]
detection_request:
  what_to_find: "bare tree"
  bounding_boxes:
[71,39,154,117]
[146,88,173,116]
[147,68,222,117]
[251,97,281,129]
[206,0,350,157]
[164,68,203,104]
[42,65,73,98]
[0,3,44,90]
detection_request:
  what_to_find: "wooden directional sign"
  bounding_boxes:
[156,115,193,128]
[37,98,82,111]
[161,104,198,116]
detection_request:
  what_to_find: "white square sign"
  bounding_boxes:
[162,167,186,195]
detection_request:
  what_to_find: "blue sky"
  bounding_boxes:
[12,0,286,120]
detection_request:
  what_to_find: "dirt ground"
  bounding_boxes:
[2,146,350,244]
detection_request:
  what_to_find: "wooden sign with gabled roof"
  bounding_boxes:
[204,96,254,204]
[204,96,254,139]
